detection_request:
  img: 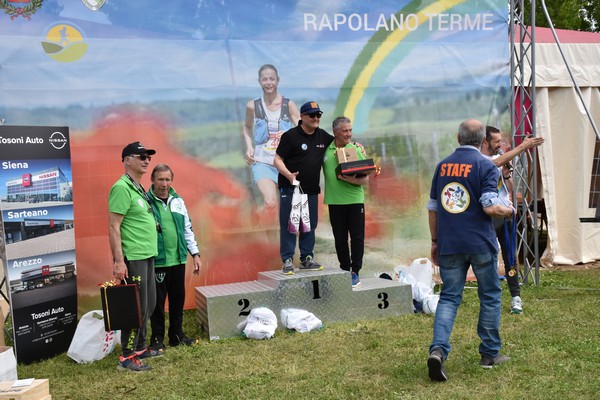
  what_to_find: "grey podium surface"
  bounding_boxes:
[195,266,412,340]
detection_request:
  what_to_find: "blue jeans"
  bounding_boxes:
[279,187,319,262]
[429,252,502,359]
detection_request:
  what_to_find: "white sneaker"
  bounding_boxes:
[511,296,523,314]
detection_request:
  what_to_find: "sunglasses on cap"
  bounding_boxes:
[305,111,323,119]
[129,154,152,161]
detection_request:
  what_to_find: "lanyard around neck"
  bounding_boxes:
[124,174,163,232]
[125,174,151,204]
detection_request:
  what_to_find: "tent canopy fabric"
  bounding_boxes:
[522,26,600,44]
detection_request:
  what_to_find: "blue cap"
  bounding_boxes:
[300,101,321,115]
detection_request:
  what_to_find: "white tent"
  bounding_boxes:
[524,27,600,265]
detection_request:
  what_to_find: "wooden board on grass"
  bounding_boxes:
[0,379,50,400]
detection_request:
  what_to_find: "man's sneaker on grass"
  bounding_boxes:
[282,258,294,275]
[150,337,166,352]
[136,347,164,360]
[117,355,151,372]
[427,348,448,382]
[351,272,361,288]
[299,256,323,271]
[171,334,197,347]
[480,354,510,369]
[510,296,523,314]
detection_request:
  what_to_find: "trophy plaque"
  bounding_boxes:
[335,147,376,177]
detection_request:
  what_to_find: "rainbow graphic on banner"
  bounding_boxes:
[335,0,468,132]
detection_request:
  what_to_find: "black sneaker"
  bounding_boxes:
[117,355,151,372]
[299,256,323,271]
[170,334,197,347]
[136,347,164,359]
[427,349,448,382]
[282,258,294,275]
[480,354,510,369]
[149,338,166,352]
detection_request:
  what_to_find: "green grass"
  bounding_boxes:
[14,268,600,399]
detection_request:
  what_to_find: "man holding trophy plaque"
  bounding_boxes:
[323,116,375,288]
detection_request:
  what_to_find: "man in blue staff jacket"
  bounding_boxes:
[426,119,515,382]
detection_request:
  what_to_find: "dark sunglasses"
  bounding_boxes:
[305,111,323,119]
[130,154,152,161]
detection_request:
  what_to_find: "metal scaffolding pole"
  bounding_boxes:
[510,0,540,284]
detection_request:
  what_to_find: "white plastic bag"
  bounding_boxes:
[288,185,310,234]
[414,281,433,302]
[242,307,277,340]
[288,186,302,234]
[423,294,440,315]
[408,258,434,287]
[0,346,17,381]
[397,270,419,298]
[395,258,435,302]
[281,308,323,333]
[299,190,311,233]
[67,310,119,364]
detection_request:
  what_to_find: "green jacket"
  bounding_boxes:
[148,186,200,267]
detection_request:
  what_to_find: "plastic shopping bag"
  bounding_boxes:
[242,307,278,340]
[299,191,311,233]
[423,294,440,315]
[281,308,323,333]
[397,269,433,313]
[0,346,17,381]
[67,310,119,364]
[408,258,434,288]
[395,258,435,302]
[288,185,302,234]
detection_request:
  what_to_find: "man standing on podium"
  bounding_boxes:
[108,141,163,372]
[274,101,333,275]
[323,116,369,288]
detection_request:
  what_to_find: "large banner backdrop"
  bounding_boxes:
[0,125,77,364]
[0,0,510,311]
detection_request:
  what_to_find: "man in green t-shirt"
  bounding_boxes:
[323,117,369,288]
[108,141,160,372]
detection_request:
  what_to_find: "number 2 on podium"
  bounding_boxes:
[238,298,250,316]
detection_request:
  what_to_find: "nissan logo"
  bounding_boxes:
[49,131,67,150]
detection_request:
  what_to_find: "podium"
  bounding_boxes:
[195,267,412,340]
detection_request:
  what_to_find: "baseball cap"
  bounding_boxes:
[121,141,156,161]
[300,101,321,115]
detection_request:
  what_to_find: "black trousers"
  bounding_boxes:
[496,220,521,297]
[328,204,365,274]
[150,264,186,344]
